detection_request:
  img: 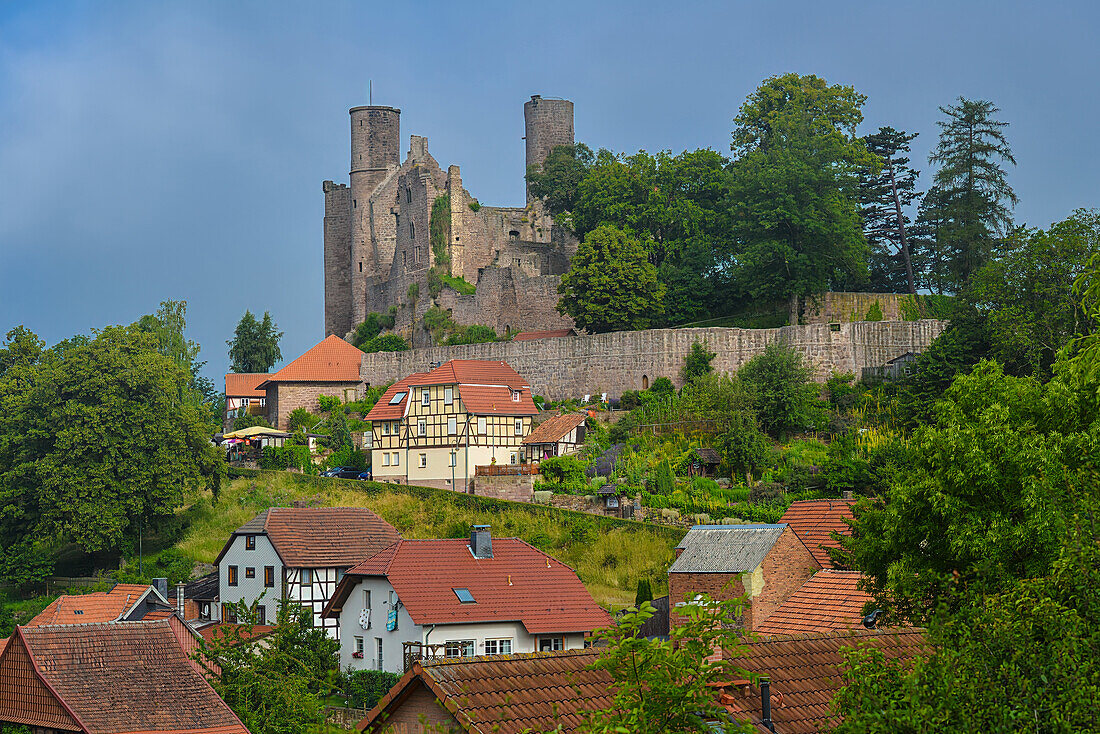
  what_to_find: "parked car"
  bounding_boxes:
[356,471,372,481]
[331,468,365,479]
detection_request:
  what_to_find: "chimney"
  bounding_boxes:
[470,525,493,559]
[152,577,168,600]
[176,581,186,618]
[760,677,775,733]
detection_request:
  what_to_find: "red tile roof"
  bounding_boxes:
[27,584,159,626]
[363,373,428,421]
[257,335,363,386]
[197,623,276,645]
[326,538,610,635]
[755,571,874,636]
[779,499,857,568]
[368,360,538,417]
[224,373,267,398]
[511,328,577,341]
[216,507,401,568]
[522,412,586,445]
[0,621,249,734]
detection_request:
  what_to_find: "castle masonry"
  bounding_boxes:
[524,95,574,200]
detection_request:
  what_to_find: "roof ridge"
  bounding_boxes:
[745,626,922,644]
[421,647,598,667]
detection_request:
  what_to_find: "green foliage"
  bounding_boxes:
[286,408,319,432]
[526,143,594,222]
[864,301,884,321]
[719,411,772,481]
[858,127,922,293]
[233,413,272,431]
[653,458,676,495]
[682,341,716,382]
[634,578,653,607]
[326,408,352,451]
[326,445,367,471]
[728,73,876,306]
[361,334,409,353]
[444,324,499,345]
[196,600,337,734]
[406,282,419,302]
[739,342,823,437]
[582,597,756,733]
[650,376,675,397]
[316,394,341,413]
[467,201,480,212]
[227,310,283,374]
[558,224,666,333]
[539,455,588,486]
[440,273,476,295]
[0,325,224,558]
[116,548,195,587]
[338,669,400,710]
[351,311,397,349]
[260,446,313,473]
[679,372,753,425]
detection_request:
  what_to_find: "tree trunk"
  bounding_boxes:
[789,293,800,326]
[888,161,917,294]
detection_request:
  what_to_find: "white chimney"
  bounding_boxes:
[176,581,186,618]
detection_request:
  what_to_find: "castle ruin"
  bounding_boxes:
[323,96,579,345]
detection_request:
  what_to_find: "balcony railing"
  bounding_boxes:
[402,642,448,672]
[475,463,539,477]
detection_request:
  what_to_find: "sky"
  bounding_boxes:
[1,1,1098,382]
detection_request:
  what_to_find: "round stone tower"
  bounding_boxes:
[523,95,574,200]
[348,105,400,319]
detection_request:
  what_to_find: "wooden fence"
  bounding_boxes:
[474,463,540,477]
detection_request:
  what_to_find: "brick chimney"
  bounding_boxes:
[470,525,493,559]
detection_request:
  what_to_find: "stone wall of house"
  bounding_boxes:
[360,320,948,402]
[669,570,746,629]
[471,474,536,502]
[370,681,460,732]
[266,381,361,429]
[749,527,821,628]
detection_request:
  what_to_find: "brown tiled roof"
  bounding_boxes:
[215,507,400,568]
[0,621,249,734]
[779,499,857,569]
[363,373,428,421]
[522,412,586,445]
[511,328,577,341]
[224,373,267,398]
[721,628,927,733]
[27,584,157,626]
[370,360,538,417]
[327,538,610,635]
[755,571,874,636]
[257,335,363,387]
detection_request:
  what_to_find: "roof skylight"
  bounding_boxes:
[453,588,475,604]
[389,391,407,405]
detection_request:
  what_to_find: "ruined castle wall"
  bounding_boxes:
[436,267,574,336]
[803,292,913,324]
[323,182,352,337]
[360,320,948,401]
[350,107,401,322]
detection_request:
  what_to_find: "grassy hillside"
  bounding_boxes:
[176,471,683,609]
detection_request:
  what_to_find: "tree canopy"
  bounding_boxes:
[227,310,283,373]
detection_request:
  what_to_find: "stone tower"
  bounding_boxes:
[523,95,574,200]
[349,105,400,323]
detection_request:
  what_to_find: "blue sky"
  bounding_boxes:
[1,1,1097,381]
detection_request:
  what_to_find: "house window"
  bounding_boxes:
[419,453,427,468]
[376,637,384,670]
[514,418,523,436]
[222,603,237,624]
[410,222,415,239]
[539,637,564,651]
[354,636,364,660]
[256,605,266,625]
[449,451,456,467]
[264,566,274,588]
[383,422,390,436]
[227,566,238,587]
[509,230,519,242]
[245,535,256,550]
[415,246,421,262]
[383,453,390,466]
[448,417,457,435]
[445,640,475,658]
[484,639,512,655]
[245,567,255,579]
[422,389,430,406]
[477,417,487,435]
[510,452,518,465]
[301,569,312,585]
[364,590,372,609]
[392,452,400,466]
[418,420,426,436]
[403,251,407,267]
[406,188,412,203]
[337,568,346,583]
[512,390,520,402]
[444,387,453,405]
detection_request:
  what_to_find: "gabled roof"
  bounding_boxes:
[364,373,428,421]
[27,584,169,627]
[755,571,874,636]
[215,507,401,568]
[357,629,926,734]
[368,360,538,417]
[521,412,586,445]
[693,447,722,464]
[0,621,249,734]
[224,373,267,398]
[256,335,363,387]
[511,328,577,341]
[325,538,610,635]
[169,571,219,603]
[669,525,787,574]
[779,499,857,569]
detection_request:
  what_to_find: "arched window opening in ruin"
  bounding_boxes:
[642,375,649,390]
[509,230,520,242]
[410,223,415,239]
[406,188,412,203]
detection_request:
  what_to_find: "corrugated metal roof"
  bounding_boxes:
[669,525,786,574]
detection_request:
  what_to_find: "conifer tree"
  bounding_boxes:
[859,127,921,293]
[227,310,283,373]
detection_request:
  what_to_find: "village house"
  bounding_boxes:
[215,507,400,638]
[355,628,926,734]
[322,525,610,675]
[0,621,249,734]
[223,372,268,432]
[25,582,176,626]
[366,360,537,489]
[779,498,858,568]
[521,411,586,462]
[257,334,365,429]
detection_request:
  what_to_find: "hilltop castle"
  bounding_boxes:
[323,96,579,345]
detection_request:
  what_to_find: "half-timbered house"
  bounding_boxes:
[521,411,587,462]
[215,507,400,638]
[366,360,538,490]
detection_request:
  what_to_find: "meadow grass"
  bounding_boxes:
[176,472,682,608]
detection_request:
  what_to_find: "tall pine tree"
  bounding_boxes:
[859,127,921,294]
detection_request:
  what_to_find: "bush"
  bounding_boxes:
[653,458,676,495]
[539,456,588,485]
[748,482,784,504]
[650,377,675,397]
[635,578,653,606]
[326,446,367,470]
[363,334,409,353]
[440,274,476,295]
[340,669,400,710]
[739,342,824,437]
[287,408,319,432]
[719,411,771,481]
[682,341,716,382]
[317,395,342,413]
[260,445,313,472]
[351,311,396,349]
[865,301,884,321]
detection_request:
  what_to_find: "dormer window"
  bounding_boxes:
[511,391,520,402]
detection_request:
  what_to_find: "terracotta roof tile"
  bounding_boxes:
[258,335,363,386]
[511,328,576,341]
[329,538,610,635]
[197,624,276,645]
[368,361,538,417]
[364,373,428,421]
[216,507,400,568]
[755,571,874,636]
[27,584,157,626]
[1,621,249,734]
[522,412,586,445]
[223,373,267,398]
[779,499,857,568]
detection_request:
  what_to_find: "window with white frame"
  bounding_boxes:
[510,452,518,465]
[449,451,456,467]
[376,637,384,670]
[444,387,453,405]
[514,418,523,436]
[301,569,313,585]
[382,422,390,436]
[419,453,427,468]
[445,640,475,658]
[448,417,457,435]
[383,453,390,467]
[418,420,426,436]
[421,389,430,406]
[512,390,520,402]
[364,589,372,610]
[538,636,564,651]
[484,638,512,655]
[354,636,364,659]
[392,452,400,466]
[477,417,487,434]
